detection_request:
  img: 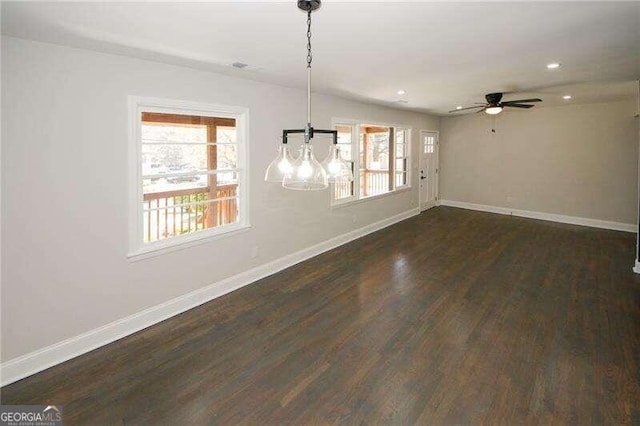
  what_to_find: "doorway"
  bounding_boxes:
[419,131,439,211]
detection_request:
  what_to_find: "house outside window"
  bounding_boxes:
[129,97,249,256]
[331,120,410,205]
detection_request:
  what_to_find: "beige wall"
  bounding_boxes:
[440,99,638,225]
[1,37,438,362]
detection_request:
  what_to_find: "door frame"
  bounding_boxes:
[419,130,440,211]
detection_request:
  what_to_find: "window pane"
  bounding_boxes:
[216,170,239,186]
[143,184,237,205]
[141,144,208,176]
[141,123,207,144]
[333,161,354,200]
[363,170,389,197]
[395,172,407,187]
[424,135,435,154]
[367,133,389,170]
[333,123,355,200]
[359,125,391,198]
[395,158,407,172]
[137,108,243,249]
[216,144,238,169]
[337,144,352,161]
[216,126,236,144]
[396,130,404,144]
[336,125,352,145]
[395,142,405,158]
[143,174,206,194]
[143,171,239,194]
[334,181,353,200]
[143,197,239,243]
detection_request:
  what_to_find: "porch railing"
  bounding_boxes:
[143,184,237,243]
[334,170,390,200]
[361,169,389,197]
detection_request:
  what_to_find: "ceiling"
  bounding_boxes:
[2,1,639,115]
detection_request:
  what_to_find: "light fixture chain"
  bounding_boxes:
[306,10,312,69]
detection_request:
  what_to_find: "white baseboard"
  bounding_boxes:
[634,260,640,274]
[439,199,637,233]
[0,208,419,387]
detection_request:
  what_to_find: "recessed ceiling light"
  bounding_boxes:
[397,90,406,95]
[232,62,248,69]
[547,62,561,69]
[456,106,463,110]
[563,95,572,100]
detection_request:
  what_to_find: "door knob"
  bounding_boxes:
[420,176,426,180]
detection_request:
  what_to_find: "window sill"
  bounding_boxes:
[331,186,412,209]
[127,223,251,262]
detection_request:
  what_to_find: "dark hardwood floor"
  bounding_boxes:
[2,207,640,425]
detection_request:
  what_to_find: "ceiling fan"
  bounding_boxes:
[449,92,542,115]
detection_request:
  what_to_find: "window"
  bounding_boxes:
[129,98,249,256]
[332,120,410,205]
[424,134,435,153]
[334,125,355,200]
[395,128,409,188]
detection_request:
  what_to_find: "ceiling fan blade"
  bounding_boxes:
[502,98,542,104]
[448,105,485,113]
[503,103,534,108]
[476,107,487,113]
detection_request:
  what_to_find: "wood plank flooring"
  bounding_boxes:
[2,207,640,424]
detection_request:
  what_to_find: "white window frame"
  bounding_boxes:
[330,118,412,207]
[394,127,411,190]
[331,120,360,206]
[128,96,250,258]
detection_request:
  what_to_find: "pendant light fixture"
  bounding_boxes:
[264,0,354,190]
[264,144,295,183]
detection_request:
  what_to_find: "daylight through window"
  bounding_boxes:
[130,101,248,255]
[332,121,410,204]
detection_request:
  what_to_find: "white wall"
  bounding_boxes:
[440,100,638,225]
[0,37,438,363]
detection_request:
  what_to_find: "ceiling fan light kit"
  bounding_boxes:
[264,0,354,191]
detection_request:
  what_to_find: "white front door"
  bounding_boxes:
[419,131,438,211]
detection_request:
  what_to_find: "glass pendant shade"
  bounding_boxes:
[485,106,503,115]
[283,144,328,190]
[322,145,354,183]
[265,144,295,182]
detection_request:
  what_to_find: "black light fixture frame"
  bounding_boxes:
[280,0,338,147]
[281,128,338,145]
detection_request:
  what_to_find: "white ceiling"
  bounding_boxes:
[2,1,639,115]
